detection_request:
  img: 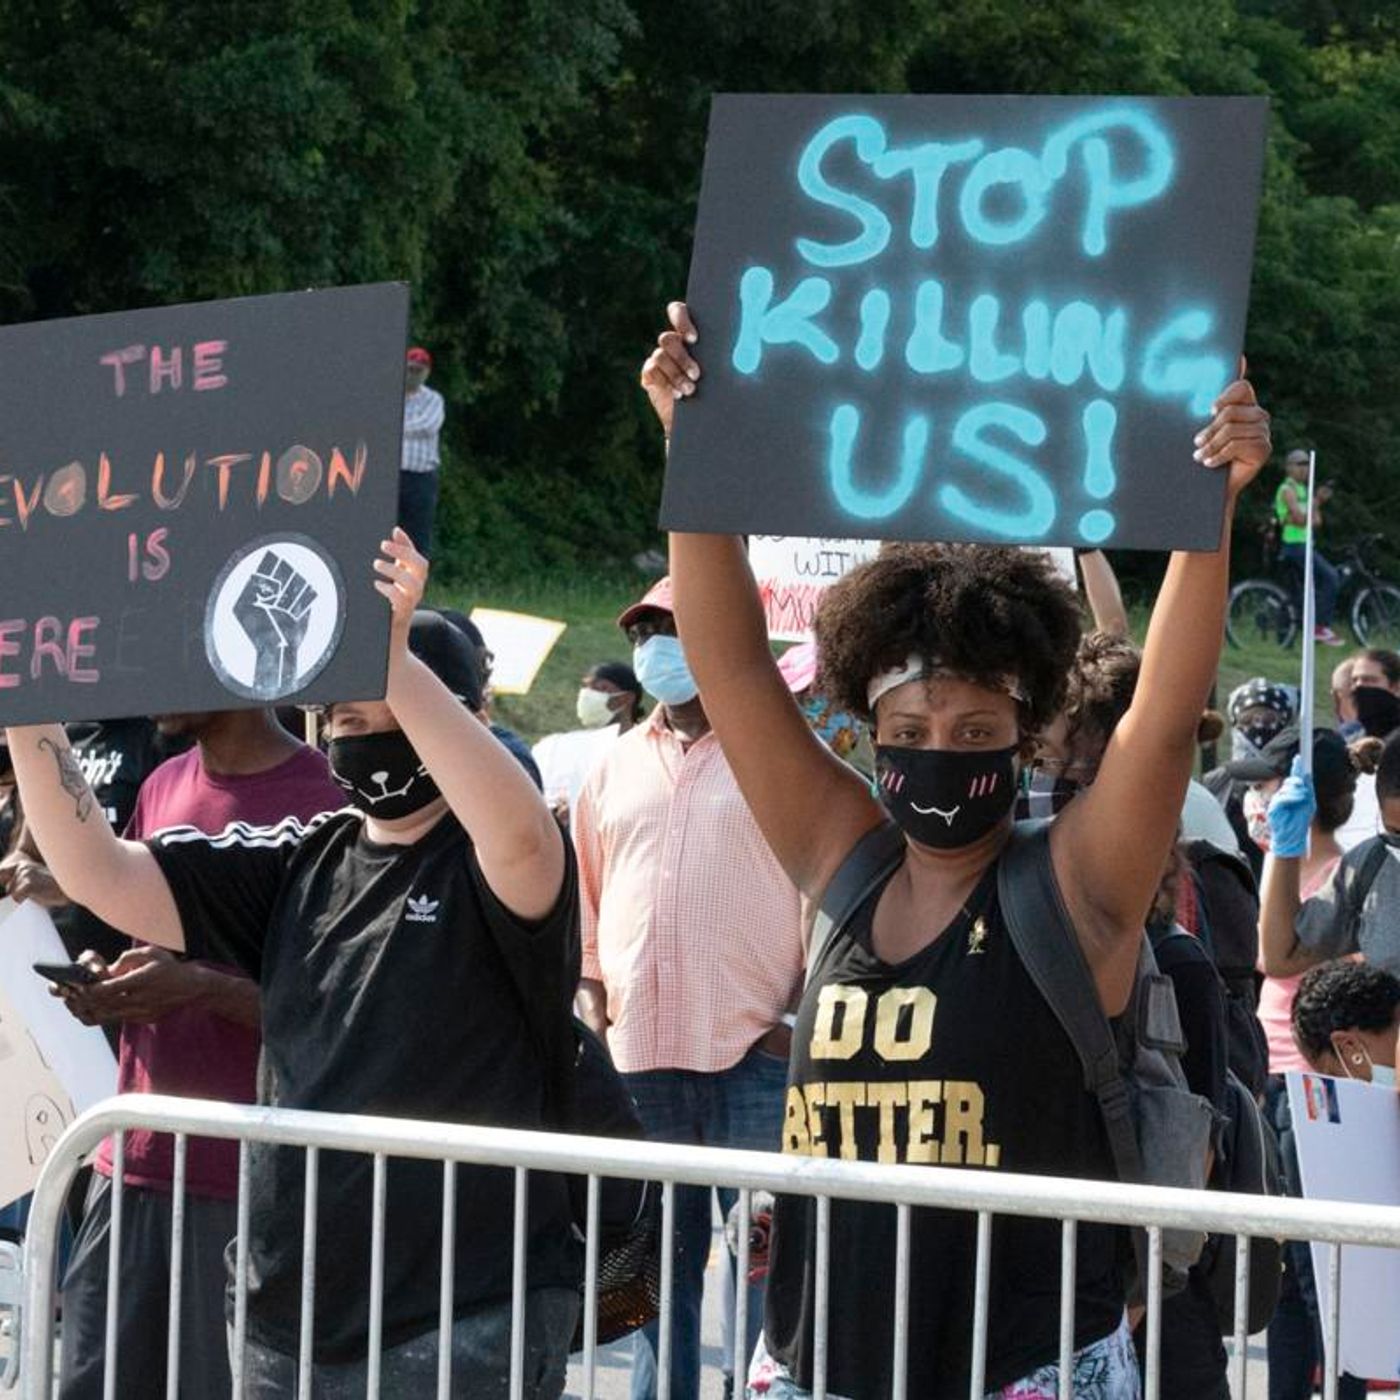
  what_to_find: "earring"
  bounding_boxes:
[1352,1054,1366,1065]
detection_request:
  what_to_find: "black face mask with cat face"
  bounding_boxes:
[328,730,441,819]
[874,744,1019,848]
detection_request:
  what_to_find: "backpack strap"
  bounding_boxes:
[997,822,1147,1186]
[1340,837,1389,942]
[806,821,906,987]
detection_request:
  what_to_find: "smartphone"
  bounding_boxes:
[32,961,101,989]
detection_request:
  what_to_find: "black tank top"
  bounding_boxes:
[765,859,1123,1399]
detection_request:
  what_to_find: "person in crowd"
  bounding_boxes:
[0,717,181,968]
[1274,446,1342,645]
[574,575,804,1400]
[1032,633,1239,857]
[1261,727,1400,980]
[438,608,545,789]
[641,300,1270,1399]
[400,345,446,559]
[1291,959,1400,1085]
[533,661,643,827]
[1204,678,1297,877]
[1349,646,1400,700]
[777,641,863,764]
[1033,631,1234,1397]
[49,706,342,1400]
[1227,727,1369,1400]
[4,538,582,1398]
[1332,657,1361,738]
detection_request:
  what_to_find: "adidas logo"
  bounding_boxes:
[405,893,440,925]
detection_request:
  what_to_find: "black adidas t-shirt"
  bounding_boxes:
[148,808,582,1362]
[766,863,1122,1399]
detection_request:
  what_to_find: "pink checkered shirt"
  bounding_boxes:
[575,708,805,1074]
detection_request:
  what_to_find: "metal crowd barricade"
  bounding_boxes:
[9,1093,1400,1400]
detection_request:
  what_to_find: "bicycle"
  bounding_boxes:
[1226,533,1400,652]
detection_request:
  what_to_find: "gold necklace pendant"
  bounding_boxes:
[967,915,989,956]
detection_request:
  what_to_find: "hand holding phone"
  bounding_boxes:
[32,961,102,990]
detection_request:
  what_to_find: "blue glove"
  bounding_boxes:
[1267,755,1315,859]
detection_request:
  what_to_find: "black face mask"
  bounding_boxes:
[328,730,441,819]
[1354,685,1400,740]
[874,744,1020,849]
[1238,719,1284,753]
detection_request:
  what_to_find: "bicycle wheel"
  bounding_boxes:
[1226,580,1298,651]
[1353,584,1400,649]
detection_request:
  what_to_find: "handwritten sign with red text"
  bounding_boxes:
[0,284,409,725]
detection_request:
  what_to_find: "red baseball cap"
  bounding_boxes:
[406,346,433,367]
[617,576,674,631]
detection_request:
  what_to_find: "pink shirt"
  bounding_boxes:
[95,744,344,1198]
[575,709,804,1074]
[1259,859,1341,1075]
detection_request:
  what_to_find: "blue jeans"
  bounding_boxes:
[623,1043,789,1400]
[1279,543,1340,629]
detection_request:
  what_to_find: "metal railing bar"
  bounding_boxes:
[1057,1219,1076,1400]
[968,1211,991,1398]
[437,1159,456,1400]
[165,1132,187,1400]
[102,1131,125,1400]
[298,1145,319,1400]
[367,1152,387,1399]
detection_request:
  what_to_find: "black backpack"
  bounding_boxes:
[1148,921,1283,1334]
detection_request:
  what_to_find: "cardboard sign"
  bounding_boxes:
[748,536,1076,641]
[1287,1072,1400,1381]
[749,535,880,641]
[0,283,409,726]
[0,899,117,1208]
[469,608,567,696]
[663,96,1268,551]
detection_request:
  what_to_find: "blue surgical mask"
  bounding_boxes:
[1373,1063,1398,1089]
[633,634,698,707]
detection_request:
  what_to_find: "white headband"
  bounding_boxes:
[866,653,1028,712]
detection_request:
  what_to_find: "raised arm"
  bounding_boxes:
[2,725,184,950]
[1052,376,1271,1012]
[642,303,880,898]
[1077,548,1129,637]
[375,531,565,922]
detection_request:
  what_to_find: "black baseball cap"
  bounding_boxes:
[1224,725,1354,800]
[409,610,484,711]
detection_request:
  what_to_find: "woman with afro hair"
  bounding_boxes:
[640,303,1271,1400]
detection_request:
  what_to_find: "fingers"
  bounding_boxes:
[1194,404,1271,466]
[668,302,697,344]
[78,950,109,978]
[1209,378,1257,411]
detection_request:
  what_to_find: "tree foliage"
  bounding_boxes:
[1,0,1397,583]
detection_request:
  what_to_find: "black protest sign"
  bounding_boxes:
[662,95,1269,551]
[0,283,409,725]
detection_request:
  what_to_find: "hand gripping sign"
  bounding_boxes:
[0,283,408,724]
[662,95,1268,552]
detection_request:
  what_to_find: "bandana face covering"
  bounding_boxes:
[329,730,441,818]
[874,744,1019,849]
[1235,720,1284,758]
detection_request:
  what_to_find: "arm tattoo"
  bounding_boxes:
[37,737,94,823]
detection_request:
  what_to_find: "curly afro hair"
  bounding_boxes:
[813,543,1082,732]
[1291,960,1400,1064]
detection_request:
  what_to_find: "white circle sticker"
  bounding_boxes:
[204,534,346,701]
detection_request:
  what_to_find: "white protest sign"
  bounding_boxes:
[1287,1071,1400,1381]
[749,537,1077,642]
[748,536,880,642]
[0,898,118,1207]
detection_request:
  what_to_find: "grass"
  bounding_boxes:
[431,570,1342,747]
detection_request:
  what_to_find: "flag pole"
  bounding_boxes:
[1299,449,1318,782]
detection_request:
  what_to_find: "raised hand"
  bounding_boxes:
[639,301,701,438]
[1193,360,1271,504]
[373,528,428,662]
[234,550,318,696]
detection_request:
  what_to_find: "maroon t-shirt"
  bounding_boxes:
[94,744,344,1198]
